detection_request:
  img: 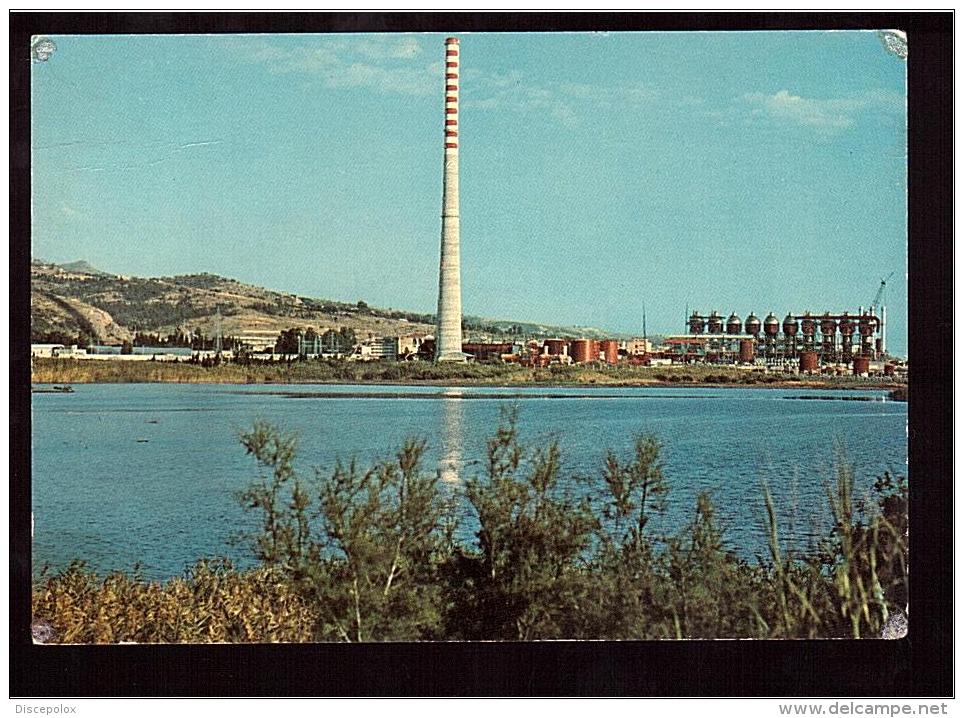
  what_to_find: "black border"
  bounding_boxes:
[10,12,953,697]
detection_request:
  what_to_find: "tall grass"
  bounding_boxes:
[32,357,903,388]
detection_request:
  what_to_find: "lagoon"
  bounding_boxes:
[31,383,907,580]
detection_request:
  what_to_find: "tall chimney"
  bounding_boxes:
[435,36,465,362]
[880,304,887,356]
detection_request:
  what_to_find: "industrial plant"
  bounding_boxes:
[30,39,905,382]
[419,37,900,378]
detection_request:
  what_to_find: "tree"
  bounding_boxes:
[274,328,300,355]
[238,422,450,641]
[445,410,597,640]
[339,326,356,349]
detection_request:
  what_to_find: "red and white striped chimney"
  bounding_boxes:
[435,37,464,362]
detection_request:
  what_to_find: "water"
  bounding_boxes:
[31,383,908,580]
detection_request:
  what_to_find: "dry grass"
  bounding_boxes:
[32,560,317,643]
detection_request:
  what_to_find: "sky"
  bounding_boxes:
[31,31,908,355]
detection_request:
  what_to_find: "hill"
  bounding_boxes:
[56,260,111,276]
[30,261,617,346]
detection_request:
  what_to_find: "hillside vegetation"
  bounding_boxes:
[30,260,612,345]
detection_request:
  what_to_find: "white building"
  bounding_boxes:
[31,344,88,358]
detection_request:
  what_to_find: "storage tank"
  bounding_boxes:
[543,339,567,356]
[884,363,896,376]
[726,313,742,335]
[852,356,871,376]
[799,351,819,373]
[801,314,817,336]
[600,339,619,365]
[570,339,598,364]
[745,313,761,336]
[688,312,704,334]
[763,313,780,336]
[707,311,723,334]
[739,339,755,363]
[858,315,875,337]
[782,314,798,337]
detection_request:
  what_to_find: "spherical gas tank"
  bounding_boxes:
[763,313,780,337]
[782,314,798,337]
[726,313,742,335]
[801,314,817,336]
[707,312,723,334]
[745,314,761,336]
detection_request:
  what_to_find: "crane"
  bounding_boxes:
[871,272,895,313]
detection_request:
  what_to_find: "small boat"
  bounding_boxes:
[32,385,75,394]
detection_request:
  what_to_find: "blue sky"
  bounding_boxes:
[31,32,907,354]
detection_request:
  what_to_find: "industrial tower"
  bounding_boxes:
[434,36,465,362]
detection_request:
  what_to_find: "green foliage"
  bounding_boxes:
[309,441,449,641]
[661,493,762,638]
[446,410,598,639]
[237,423,450,641]
[33,415,909,643]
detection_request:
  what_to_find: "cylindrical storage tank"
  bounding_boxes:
[763,313,780,336]
[688,313,704,334]
[544,339,567,356]
[852,356,870,375]
[570,339,597,364]
[707,312,723,334]
[799,351,819,373]
[782,314,798,336]
[726,313,742,335]
[801,315,817,336]
[745,313,761,336]
[739,339,755,363]
[600,339,619,365]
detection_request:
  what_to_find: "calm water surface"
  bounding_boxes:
[31,383,907,580]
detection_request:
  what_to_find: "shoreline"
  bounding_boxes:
[30,357,904,392]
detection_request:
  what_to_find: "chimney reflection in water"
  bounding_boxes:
[438,391,465,482]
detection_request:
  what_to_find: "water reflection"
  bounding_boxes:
[439,391,466,482]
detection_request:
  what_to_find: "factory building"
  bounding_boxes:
[462,342,514,362]
[30,343,88,358]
